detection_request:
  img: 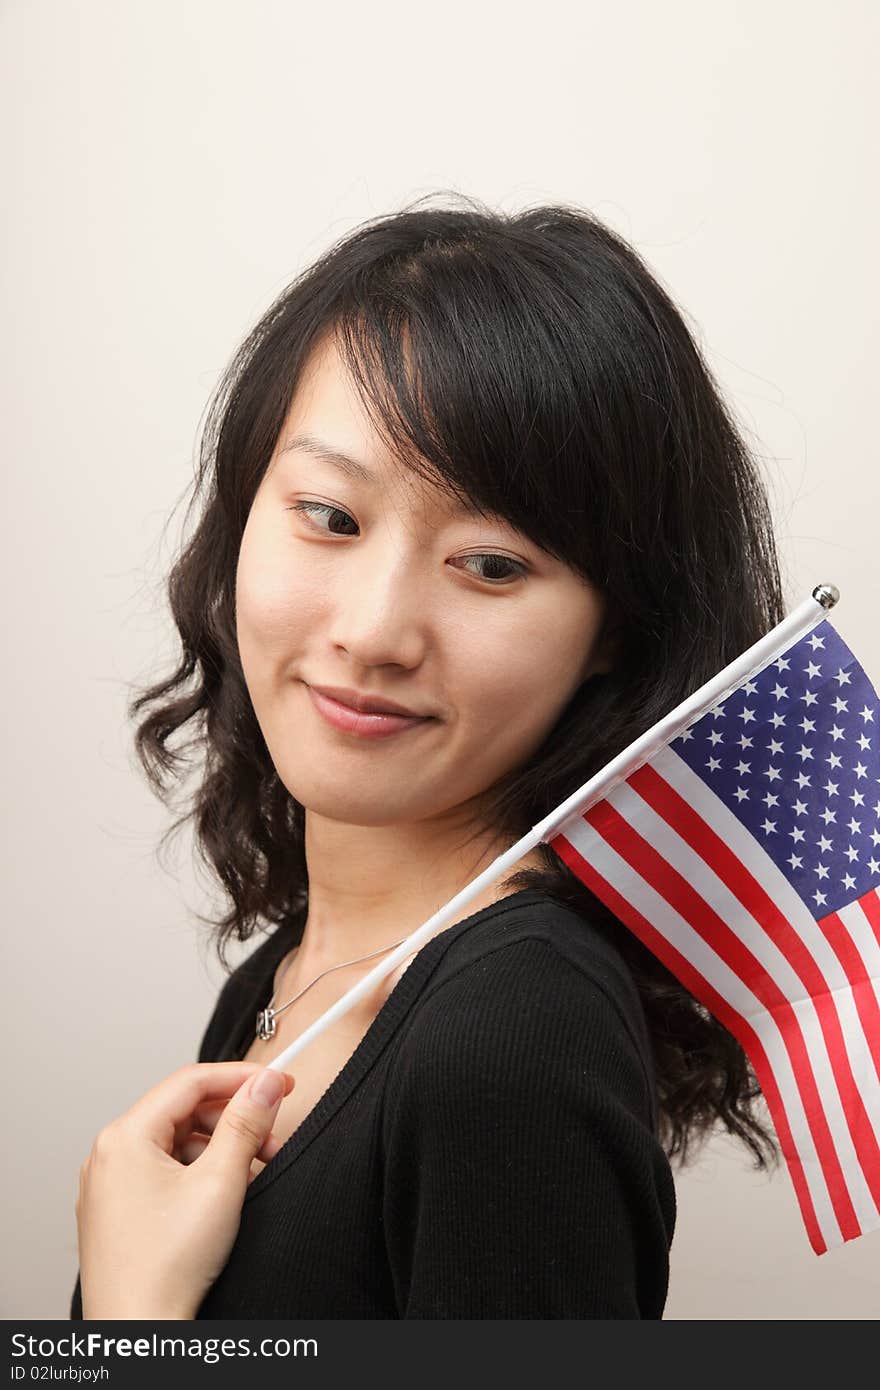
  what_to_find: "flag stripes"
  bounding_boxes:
[820,900,880,1084]
[548,745,880,1254]
[632,754,880,1206]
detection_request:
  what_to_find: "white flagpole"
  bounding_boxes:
[263,583,838,1073]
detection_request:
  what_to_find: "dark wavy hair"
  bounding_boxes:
[132,192,787,1173]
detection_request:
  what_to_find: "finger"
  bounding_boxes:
[176,1124,283,1166]
[198,1070,289,1182]
[257,1132,286,1163]
[171,1097,230,1150]
[122,1062,294,1149]
[177,1133,211,1165]
[173,1085,294,1149]
[245,1133,287,1183]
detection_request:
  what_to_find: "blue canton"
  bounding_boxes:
[673,618,880,918]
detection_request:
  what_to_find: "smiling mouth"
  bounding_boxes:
[305,684,435,740]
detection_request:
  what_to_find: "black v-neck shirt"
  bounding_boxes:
[69,888,676,1319]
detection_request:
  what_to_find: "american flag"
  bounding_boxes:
[547,612,880,1253]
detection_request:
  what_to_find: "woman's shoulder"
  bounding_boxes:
[445,884,637,977]
[382,888,676,1318]
[391,887,660,1130]
[434,887,651,1058]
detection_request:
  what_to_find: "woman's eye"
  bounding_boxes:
[287,500,358,535]
[286,502,526,585]
[457,554,526,584]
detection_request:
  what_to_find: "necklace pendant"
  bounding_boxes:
[256,1007,277,1041]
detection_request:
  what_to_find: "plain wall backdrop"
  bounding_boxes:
[2,0,877,1320]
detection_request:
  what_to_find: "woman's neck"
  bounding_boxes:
[293,810,545,973]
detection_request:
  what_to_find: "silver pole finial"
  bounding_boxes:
[812,583,840,610]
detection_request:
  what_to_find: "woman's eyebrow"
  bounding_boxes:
[280,432,374,484]
[278,431,482,518]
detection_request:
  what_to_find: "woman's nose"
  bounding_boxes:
[327,548,430,670]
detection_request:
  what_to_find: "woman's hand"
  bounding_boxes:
[75,1062,295,1320]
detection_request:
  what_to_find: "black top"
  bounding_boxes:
[70,887,676,1319]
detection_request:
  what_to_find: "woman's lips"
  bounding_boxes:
[306,684,434,739]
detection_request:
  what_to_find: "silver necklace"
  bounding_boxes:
[255,933,412,1041]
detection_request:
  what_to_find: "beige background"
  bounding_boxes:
[2,0,878,1320]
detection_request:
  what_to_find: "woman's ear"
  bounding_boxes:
[585,609,622,680]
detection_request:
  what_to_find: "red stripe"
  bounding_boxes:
[817,898,880,1089]
[550,831,830,1254]
[558,786,864,1242]
[629,762,880,1217]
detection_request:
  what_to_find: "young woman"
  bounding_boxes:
[72,195,783,1320]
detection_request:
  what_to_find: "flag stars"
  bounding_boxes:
[675,623,879,915]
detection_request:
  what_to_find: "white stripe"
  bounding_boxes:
[556,812,845,1252]
[652,748,880,1180]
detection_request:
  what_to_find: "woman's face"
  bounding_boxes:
[235,333,613,831]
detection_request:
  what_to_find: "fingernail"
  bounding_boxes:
[249,1069,285,1107]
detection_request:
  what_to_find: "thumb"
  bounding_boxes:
[204,1068,292,1180]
